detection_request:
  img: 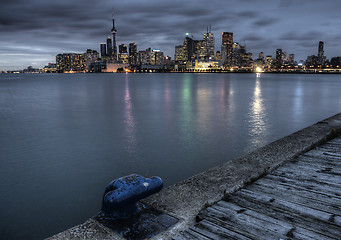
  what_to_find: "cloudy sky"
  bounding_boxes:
[0,0,340,70]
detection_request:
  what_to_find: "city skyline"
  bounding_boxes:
[1,0,341,71]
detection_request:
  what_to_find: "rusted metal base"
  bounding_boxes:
[94,203,178,240]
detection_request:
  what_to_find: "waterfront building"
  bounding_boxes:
[306,55,318,68]
[106,37,113,61]
[183,35,194,61]
[259,52,264,61]
[84,49,99,70]
[100,43,107,59]
[119,44,128,54]
[231,42,241,68]
[204,28,215,59]
[152,50,165,65]
[288,54,295,66]
[56,53,86,72]
[276,48,283,69]
[194,40,206,60]
[221,32,233,67]
[175,45,184,62]
[129,43,137,65]
[137,50,147,65]
[265,56,273,69]
[318,41,325,65]
[215,51,221,61]
[118,53,129,64]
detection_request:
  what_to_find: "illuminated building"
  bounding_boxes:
[175,45,184,61]
[231,42,241,67]
[129,43,137,65]
[288,54,295,65]
[259,52,264,61]
[183,36,194,61]
[276,48,283,69]
[318,41,325,65]
[137,50,147,65]
[265,56,273,69]
[119,44,128,54]
[118,53,129,64]
[56,53,86,72]
[194,40,206,59]
[221,32,233,67]
[215,51,221,61]
[204,27,215,59]
[84,49,99,70]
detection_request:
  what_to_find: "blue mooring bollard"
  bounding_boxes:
[101,174,163,219]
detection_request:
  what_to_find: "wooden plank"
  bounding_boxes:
[173,229,213,240]
[264,174,341,199]
[237,188,336,224]
[193,220,251,240]
[270,167,341,188]
[199,207,285,240]
[199,204,330,240]
[276,163,341,181]
[215,200,333,240]
[253,177,341,211]
[227,194,341,239]
[291,155,341,170]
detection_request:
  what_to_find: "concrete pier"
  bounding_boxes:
[47,113,341,240]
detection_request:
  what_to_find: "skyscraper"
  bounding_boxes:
[221,32,233,67]
[111,10,118,61]
[204,27,215,60]
[106,37,113,60]
[276,48,283,69]
[129,43,137,65]
[100,43,107,59]
[318,41,324,65]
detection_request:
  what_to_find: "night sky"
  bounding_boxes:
[0,0,340,71]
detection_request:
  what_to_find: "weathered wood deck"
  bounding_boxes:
[174,136,341,240]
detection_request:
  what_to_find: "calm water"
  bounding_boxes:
[1,73,341,239]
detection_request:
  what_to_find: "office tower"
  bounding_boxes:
[259,52,264,61]
[183,36,194,61]
[152,49,164,65]
[318,41,324,65]
[106,37,113,60]
[231,42,240,67]
[111,10,117,61]
[194,40,206,60]
[119,44,128,54]
[288,54,295,65]
[100,43,107,58]
[137,50,147,65]
[84,49,99,70]
[221,32,233,67]
[282,52,287,63]
[175,45,184,61]
[204,27,215,60]
[265,56,273,69]
[56,53,86,72]
[276,48,283,68]
[129,43,137,65]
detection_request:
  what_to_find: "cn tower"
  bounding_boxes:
[111,9,117,61]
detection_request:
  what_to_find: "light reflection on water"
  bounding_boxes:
[1,73,341,240]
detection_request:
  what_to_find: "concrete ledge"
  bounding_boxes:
[47,113,341,240]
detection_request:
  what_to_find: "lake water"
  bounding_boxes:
[1,73,341,239]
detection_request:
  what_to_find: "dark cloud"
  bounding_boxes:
[253,17,279,27]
